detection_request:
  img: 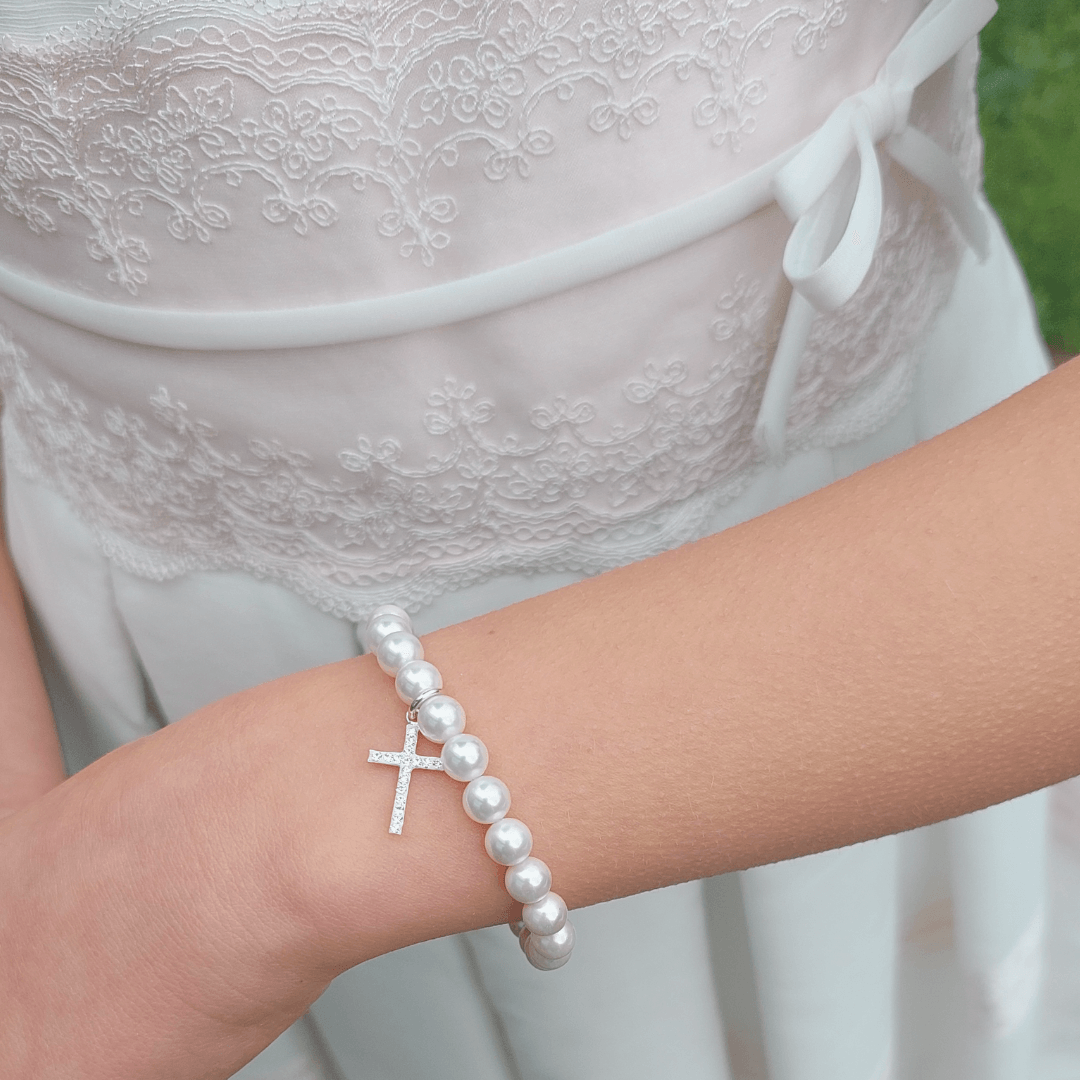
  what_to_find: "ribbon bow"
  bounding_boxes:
[753,0,998,460]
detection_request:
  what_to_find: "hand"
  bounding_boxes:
[0,677,348,1080]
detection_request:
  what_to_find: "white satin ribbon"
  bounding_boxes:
[753,0,997,461]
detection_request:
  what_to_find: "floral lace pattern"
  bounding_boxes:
[0,0,978,617]
[0,185,959,617]
[0,0,853,292]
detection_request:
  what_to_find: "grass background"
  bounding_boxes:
[979,0,1080,357]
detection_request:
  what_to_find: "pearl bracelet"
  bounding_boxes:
[361,604,575,971]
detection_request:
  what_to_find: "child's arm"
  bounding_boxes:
[0,499,64,817]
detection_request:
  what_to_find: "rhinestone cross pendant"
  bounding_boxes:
[368,720,445,834]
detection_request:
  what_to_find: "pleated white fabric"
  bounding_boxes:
[742,837,899,1080]
[949,792,1049,1080]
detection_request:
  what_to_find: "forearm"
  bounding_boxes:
[312,352,1080,950]
[5,356,1080,1078]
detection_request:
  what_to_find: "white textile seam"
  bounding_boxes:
[964,905,1044,1041]
[868,1045,894,1080]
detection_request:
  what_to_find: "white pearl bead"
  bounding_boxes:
[364,608,412,651]
[485,818,532,865]
[441,734,488,782]
[395,660,442,704]
[524,941,572,971]
[462,776,511,824]
[416,695,466,744]
[523,891,567,936]
[509,919,526,939]
[375,631,424,675]
[526,920,575,961]
[504,858,552,904]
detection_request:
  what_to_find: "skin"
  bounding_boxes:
[0,504,64,818]
[2,355,1080,1077]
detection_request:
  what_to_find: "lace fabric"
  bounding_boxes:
[0,179,958,618]
[0,0,922,304]
[0,0,973,617]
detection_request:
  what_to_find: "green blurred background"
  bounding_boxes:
[979,0,1080,359]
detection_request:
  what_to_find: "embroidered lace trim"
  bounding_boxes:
[0,0,857,294]
[0,191,958,618]
[0,0,979,616]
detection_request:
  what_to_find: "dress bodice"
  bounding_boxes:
[0,0,986,616]
[0,0,936,303]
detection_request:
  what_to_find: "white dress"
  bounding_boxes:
[0,2,1070,1078]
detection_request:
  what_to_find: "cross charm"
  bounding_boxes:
[368,720,445,834]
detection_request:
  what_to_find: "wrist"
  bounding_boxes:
[272,650,514,968]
